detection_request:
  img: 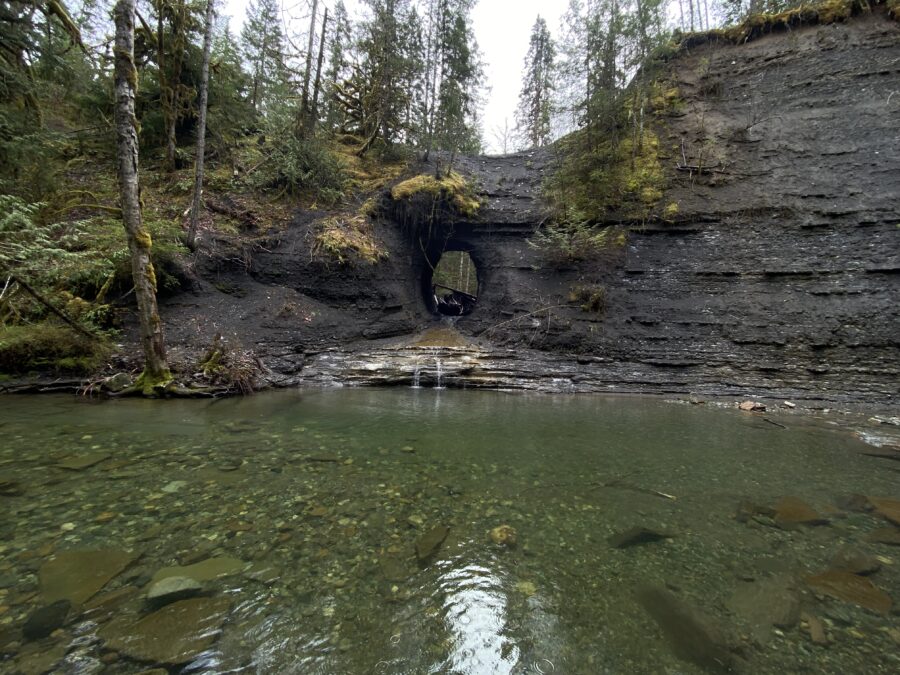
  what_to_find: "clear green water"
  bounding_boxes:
[0,390,898,674]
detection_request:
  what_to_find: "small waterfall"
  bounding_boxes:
[412,357,421,389]
[435,356,444,390]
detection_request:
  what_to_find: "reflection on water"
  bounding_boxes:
[438,561,516,674]
[0,389,898,674]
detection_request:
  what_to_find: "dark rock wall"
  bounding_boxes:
[161,11,898,403]
[455,11,899,401]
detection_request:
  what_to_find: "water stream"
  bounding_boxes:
[0,390,898,674]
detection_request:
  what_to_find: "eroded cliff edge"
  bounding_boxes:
[159,9,899,405]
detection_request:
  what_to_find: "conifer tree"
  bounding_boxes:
[515,16,555,149]
[324,0,353,131]
[241,0,289,114]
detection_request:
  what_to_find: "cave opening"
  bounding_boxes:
[425,248,479,317]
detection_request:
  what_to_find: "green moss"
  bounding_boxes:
[312,214,388,265]
[391,171,480,218]
[134,368,174,396]
[673,0,884,51]
[0,323,111,374]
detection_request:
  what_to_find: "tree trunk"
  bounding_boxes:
[187,0,215,249]
[309,7,328,134]
[298,0,319,132]
[114,0,171,392]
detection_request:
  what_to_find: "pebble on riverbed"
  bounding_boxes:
[489,525,517,548]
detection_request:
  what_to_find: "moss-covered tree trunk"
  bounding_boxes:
[114,0,171,392]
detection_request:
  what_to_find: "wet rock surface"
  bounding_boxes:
[38,549,138,605]
[98,596,231,665]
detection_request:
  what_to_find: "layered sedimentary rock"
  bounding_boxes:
[161,9,899,404]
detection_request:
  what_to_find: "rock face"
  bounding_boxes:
[156,9,899,405]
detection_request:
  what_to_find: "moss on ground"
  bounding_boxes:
[312,214,388,265]
[0,323,111,375]
[674,0,892,51]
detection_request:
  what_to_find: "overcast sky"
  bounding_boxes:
[220,0,570,153]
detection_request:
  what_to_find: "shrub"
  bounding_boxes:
[198,334,259,395]
[569,284,607,314]
[253,134,348,205]
[528,221,627,266]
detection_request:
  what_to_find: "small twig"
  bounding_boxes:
[477,304,577,337]
[761,417,787,429]
[676,163,727,174]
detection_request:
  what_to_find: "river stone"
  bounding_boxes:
[805,570,892,615]
[103,373,133,393]
[726,577,800,641]
[99,596,230,665]
[866,527,900,546]
[40,549,138,605]
[829,547,881,576]
[55,452,111,471]
[0,480,23,497]
[773,496,828,528]
[379,556,412,582]
[151,557,245,584]
[489,525,517,548]
[146,576,203,607]
[867,497,900,526]
[636,586,737,674]
[14,640,68,675]
[415,526,449,562]
[22,599,71,641]
[608,527,673,549]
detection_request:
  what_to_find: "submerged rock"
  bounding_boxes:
[829,547,881,576]
[55,452,111,471]
[636,586,738,673]
[151,557,245,584]
[801,611,829,646]
[727,577,800,641]
[415,526,449,563]
[773,497,828,528]
[489,525,517,548]
[39,549,138,605]
[866,527,900,546]
[146,576,204,607]
[0,480,23,497]
[379,556,412,583]
[867,497,900,526]
[805,570,892,615]
[99,596,230,665]
[608,527,673,549]
[22,600,71,641]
